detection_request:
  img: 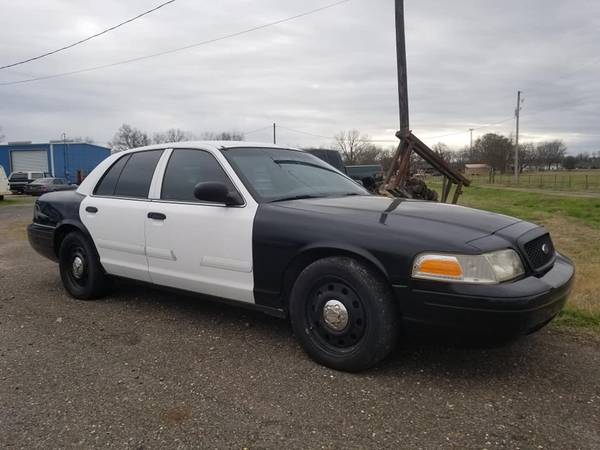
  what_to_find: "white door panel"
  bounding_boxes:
[145,202,257,303]
[80,196,151,282]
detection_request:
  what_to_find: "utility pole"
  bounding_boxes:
[384,0,409,186]
[395,0,409,136]
[273,122,276,145]
[469,128,474,151]
[514,90,522,182]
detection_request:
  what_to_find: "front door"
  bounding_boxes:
[144,148,257,303]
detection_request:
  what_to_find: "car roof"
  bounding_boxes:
[118,141,304,154]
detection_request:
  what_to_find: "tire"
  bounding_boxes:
[58,231,109,300]
[289,256,399,372]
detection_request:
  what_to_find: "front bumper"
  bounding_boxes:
[395,253,574,336]
[27,223,58,262]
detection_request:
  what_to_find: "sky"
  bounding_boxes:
[0,0,599,153]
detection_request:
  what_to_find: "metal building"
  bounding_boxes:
[0,141,110,183]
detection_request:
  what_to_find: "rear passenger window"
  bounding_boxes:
[161,149,236,203]
[94,150,163,198]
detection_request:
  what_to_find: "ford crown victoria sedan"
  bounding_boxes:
[27,142,574,371]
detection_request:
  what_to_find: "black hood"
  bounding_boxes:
[271,195,521,245]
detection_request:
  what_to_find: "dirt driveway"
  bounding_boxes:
[1,201,599,449]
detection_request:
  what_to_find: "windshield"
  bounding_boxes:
[9,172,27,181]
[31,178,53,184]
[223,147,367,203]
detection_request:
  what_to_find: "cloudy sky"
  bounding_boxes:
[0,0,598,153]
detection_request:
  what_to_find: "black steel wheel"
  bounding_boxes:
[289,256,399,372]
[306,279,366,352]
[59,231,109,300]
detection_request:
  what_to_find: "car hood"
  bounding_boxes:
[272,195,522,244]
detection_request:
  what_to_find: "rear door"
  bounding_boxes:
[144,148,257,303]
[80,150,163,282]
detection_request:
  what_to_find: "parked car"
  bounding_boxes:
[23,177,76,196]
[8,171,48,194]
[345,164,383,181]
[27,142,574,371]
[0,166,10,200]
[305,149,346,173]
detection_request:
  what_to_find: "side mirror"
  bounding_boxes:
[193,182,243,206]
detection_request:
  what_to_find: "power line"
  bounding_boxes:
[243,125,273,135]
[0,0,176,71]
[0,0,350,86]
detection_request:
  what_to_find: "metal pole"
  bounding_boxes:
[469,128,474,151]
[62,132,67,179]
[395,0,409,135]
[273,122,276,145]
[514,90,521,182]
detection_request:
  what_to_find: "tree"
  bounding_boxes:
[471,133,513,173]
[536,140,567,170]
[563,155,577,170]
[153,128,193,144]
[517,142,536,172]
[109,124,150,152]
[200,131,244,141]
[0,126,4,142]
[432,142,452,163]
[334,129,372,165]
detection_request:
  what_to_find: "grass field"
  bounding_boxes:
[0,195,35,208]
[469,169,600,193]
[452,185,600,331]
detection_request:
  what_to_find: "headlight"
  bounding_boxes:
[412,249,525,284]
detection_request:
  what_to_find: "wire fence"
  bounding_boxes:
[469,171,600,192]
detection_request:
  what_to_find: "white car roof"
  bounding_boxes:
[119,141,302,154]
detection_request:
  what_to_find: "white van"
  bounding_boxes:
[0,166,10,200]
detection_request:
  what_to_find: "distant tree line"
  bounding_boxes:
[108,123,245,152]
[329,129,598,174]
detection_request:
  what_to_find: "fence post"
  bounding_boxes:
[569,176,571,188]
[585,175,589,190]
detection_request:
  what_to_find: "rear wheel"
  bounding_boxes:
[289,256,399,372]
[58,231,109,300]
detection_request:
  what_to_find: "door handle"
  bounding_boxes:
[148,212,166,220]
[85,206,98,213]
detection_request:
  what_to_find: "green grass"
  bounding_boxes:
[0,196,35,208]
[430,183,600,229]
[554,309,600,332]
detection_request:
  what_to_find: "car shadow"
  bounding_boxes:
[109,279,555,379]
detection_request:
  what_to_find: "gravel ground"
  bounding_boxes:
[1,199,599,449]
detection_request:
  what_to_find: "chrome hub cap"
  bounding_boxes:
[322,299,349,331]
[72,256,85,279]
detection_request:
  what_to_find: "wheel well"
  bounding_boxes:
[281,248,389,308]
[53,225,82,257]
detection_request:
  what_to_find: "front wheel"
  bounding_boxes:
[58,231,109,300]
[289,256,399,372]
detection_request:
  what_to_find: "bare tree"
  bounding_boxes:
[432,142,452,163]
[200,131,244,141]
[334,130,371,165]
[109,124,150,152]
[536,140,567,170]
[0,126,4,142]
[153,128,194,144]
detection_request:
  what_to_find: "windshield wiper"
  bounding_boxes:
[270,194,323,203]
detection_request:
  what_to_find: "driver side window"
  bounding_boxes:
[161,149,236,203]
